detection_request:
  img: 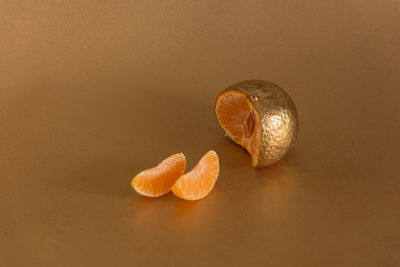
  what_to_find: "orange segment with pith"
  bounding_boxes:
[131,153,186,197]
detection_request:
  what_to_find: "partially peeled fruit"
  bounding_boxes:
[215,79,298,167]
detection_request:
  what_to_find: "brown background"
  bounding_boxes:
[1,1,400,266]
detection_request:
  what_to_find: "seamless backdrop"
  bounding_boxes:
[1,1,400,266]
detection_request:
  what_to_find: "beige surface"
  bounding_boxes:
[1,1,400,266]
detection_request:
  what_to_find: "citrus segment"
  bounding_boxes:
[172,151,219,201]
[131,153,186,197]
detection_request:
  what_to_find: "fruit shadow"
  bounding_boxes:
[130,193,202,220]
